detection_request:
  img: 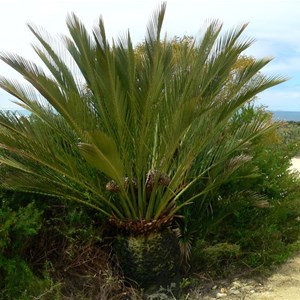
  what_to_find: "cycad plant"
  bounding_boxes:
[0,3,283,288]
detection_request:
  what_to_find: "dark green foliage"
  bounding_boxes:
[0,192,60,299]
[0,201,41,252]
[207,195,300,268]
[191,240,240,275]
[280,121,300,157]
[42,202,104,244]
[0,190,139,299]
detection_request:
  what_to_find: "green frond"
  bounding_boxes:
[0,4,285,225]
[146,2,167,43]
[78,132,124,183]
[28,24,80,92]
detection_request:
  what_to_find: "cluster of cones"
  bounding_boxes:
[105,170,171,193]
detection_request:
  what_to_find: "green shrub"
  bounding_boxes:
[182,104,300,275]
[0,190,136,299]
[0,201,41,252]
[191,240,240,273]
[0,192,62,299]
[0,258,60,300]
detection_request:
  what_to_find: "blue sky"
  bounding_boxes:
[0,0,299,110]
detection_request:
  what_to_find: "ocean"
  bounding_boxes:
[271,111,300,122]
[0,109,31,117]
[1,109,300,122]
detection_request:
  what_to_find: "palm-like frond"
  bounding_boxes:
[0,4,285,228]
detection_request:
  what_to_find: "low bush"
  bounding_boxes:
[182,105,300,277]
[0,192,59,299]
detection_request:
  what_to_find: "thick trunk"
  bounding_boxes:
[113,228,181,292]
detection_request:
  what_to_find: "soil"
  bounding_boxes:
[253,254,300,300]
[187,253,300,299]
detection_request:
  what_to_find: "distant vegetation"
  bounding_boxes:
[280,121,300,156]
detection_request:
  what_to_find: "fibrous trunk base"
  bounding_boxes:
[113,229,180,292]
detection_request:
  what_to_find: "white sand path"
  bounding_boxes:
[290,157,300,173]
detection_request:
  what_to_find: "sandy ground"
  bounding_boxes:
[248,255,300,300]
[192,255,300,300]
[290,157,300,173]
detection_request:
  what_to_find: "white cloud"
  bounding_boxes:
[263,57,300,74]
